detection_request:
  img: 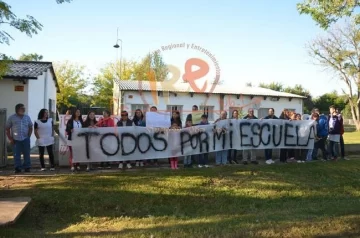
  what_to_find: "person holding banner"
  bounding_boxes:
[242,108,259,165]
[169,122,181,170]
[214,111,228,166]
[133,109,145,167]
[83,111,98,171]
[311,108,328,160]
[96,110,114,169]
[117,110,135,169]
[263,108,278,165]
[198,114,210,168]
[279,109,291,163]
[34,109,55,171]
[66,109,83,172]
[171,110,183,128]
[228,110,240,164]
[149,106,159,166]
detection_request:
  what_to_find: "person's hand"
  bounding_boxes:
[9,138,14,145]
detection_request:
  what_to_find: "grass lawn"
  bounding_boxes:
[343,131,360,144]
[1,160,360,237]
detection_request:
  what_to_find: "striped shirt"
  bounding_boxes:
[6,114,33,141]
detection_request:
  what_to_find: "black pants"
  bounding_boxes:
[340,135,345,158]
[280,149,288,162]
[312,137,327,160]
[39,145,55,168]
[228,149,238,162]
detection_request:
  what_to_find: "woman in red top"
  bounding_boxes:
[96,110,115,168]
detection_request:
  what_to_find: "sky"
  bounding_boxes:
[2,0,343,97]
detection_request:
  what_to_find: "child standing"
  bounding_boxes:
[169,123,180,170]
[306,113,319,161]
[183,119,193,168]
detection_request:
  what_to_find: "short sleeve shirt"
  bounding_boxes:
[6,114,33,141]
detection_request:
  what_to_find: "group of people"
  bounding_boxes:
[5,103,348,173]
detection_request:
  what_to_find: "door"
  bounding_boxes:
[0,109,7,167]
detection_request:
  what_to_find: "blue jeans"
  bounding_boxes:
[264,149,272,160]
[183,155,192,165]
[328,140,339,158]
[216,150,228,165]
[13,137,31,170]
[199,153,209,165]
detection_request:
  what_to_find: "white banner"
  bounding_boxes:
[67,119,316,163]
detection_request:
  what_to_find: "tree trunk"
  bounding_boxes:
[355,120,360,131]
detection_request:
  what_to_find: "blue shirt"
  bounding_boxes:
[6,114,33,141]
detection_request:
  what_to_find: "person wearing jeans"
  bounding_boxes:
[327,105,342,160]
[216,150,228,165]
[5,103,33,173]
[183,155,192,168]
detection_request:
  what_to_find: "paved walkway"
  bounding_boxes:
[0,197,31,226]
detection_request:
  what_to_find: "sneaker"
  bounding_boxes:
[24,168,31,172]
[76,166,81,171]
[265,159,274,165]
[204,165,210,168]
[140,162,144,167]
[342,157,350,161]
[242,161,248,165]
[118,163,123,169]
[230,160,236,164]
[50,167,55,171]
[126,163,132,169]
[135,162,140,167]
[251,161,259,165]
[198,164,203,168]
[14,169,21,174]
[86,166,90,172]
[106,165,111,169]
[41,168,46,171]
[71,166,75,172]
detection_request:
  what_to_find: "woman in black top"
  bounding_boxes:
[82,111,97,171]
[65,109,84,172]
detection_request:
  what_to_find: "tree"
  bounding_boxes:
[54,61,87,112]
[92,59,137,110]
[307,21,360,130]
[0,0,71,76]
[133,52,168,81]
[258,82,314,113]
[18,53,43,61]
[297,0,360,29]
[313,91,347,113]
[259,82,284,91]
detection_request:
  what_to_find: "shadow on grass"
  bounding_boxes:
[0,160,360,237]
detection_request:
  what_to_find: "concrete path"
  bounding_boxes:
[0,197,31,226]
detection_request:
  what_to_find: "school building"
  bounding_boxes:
[113,80,305,122]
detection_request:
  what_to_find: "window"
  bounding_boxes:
[199,106,215,121]
[285,108,296,112]
[258,108,271,119]
[130,104,149,117]
[167,105,183,118]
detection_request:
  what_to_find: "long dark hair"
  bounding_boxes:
[133,109,144,125]
[171,110,182,128]
[84,111,97,126]
[71,109,83,123]
[37,108,48,120]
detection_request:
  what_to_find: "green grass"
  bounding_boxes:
[1,159,360,237]
[343,131,360,144]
